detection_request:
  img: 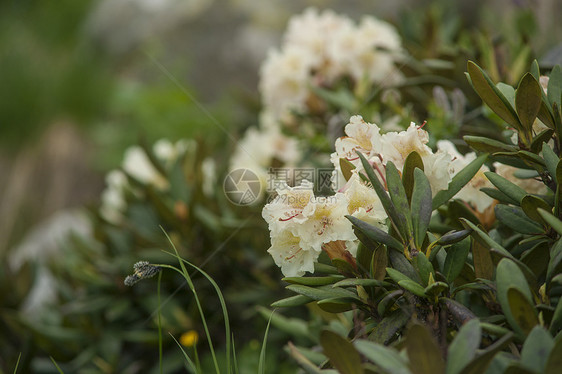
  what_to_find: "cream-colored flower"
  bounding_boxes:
[343,173,386,228]
[262,180,315,234]
[267,227,320,277]
[123,146,168,189]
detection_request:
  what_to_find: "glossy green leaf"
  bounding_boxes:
[320,330,364,374]
[460,219,514,260]
[530,60,541,80]
[547,238,562,285]
[515,73,542,133]
[441,298,477,324]
[443,237,470,283]
[458,333,514,374]
[398,280,427,297]
[357,152,406,241]
[481,187,519,205]
[543,142,559,178]
[387,267,415,284]
[283,276,344,286]
[424,281,449,297]
[354,340,411,374]
[286,285,359,302]
[521,195,552,226]
[517,150,546,167]
[495,204,543,234]
[472,237,494,280]
[467,61,522,129]
[463,136,518,153]
[414,253,433,286]
[538,208,562,235]
[497,259,535,338]
[485,172,527,205]
[371,245,388,281]
[412,168,432,248]
[388,250,421,282]
[530,129,554,153]
[520,326,554,373]
[406,324,445,374]
[520,241,550,277]
[370,308,411,344]
[317,299,354,313]
[549,291,562,334]
[433,153,488,210]
[387,161,413,238]
[333,278,390,288]
[271,295,313,308]
[347,215,403,252]
[403,151,424,203]
[437,229,472,246]
[447,319,481,374]
[545,336,562,374]
[548,65,562,109]
[507,287,539,335]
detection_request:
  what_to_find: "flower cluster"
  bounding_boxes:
[100,139,195,224]
[260,8,403,122]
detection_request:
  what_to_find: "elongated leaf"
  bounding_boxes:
[467,61,522,129]
[286,285,359,302]
[447,319,481,374]
[460,219,514,259]
[387,162,413,238]
[320,330,364,374]
[441,298,477,324]
[521,195,552,226]
[354,340,411,374]
[472,238,494,280]
[287,342,324,374]
[371,245,388,281]
[415,252,434,286]
[357,152,406,241]
[548,65,562,109]
[398,280,427,297]
[507,287,539,335]
[495,204,543,234]
[424,281,449,297]
[530,129,554,153]
[481,187,520,205]
[317,298,355,313]
[370,308,411,344]
[412,169,432,248]
[538,208,562,235]
[497,259,534,338]
[459,333,514,374]
[406,324,445,374]
[387,267,415,284]
[542,142,559,178]
[520,326,553,373]
[347,215,403,251]
[388,250,421,282]
[437,229,472,245]
[515,73,542,133]
[485,172,527,205]
[433,153,488,210]
[545,336,562,374]
[518,150,546,167]
[403,151,424,203]
[547,238,562,285]
[271,294,313,308]
[283,276,344,286]
[333,278,390,288]
[443,237,470,283]
[463,136,518,153]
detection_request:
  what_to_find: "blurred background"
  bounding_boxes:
[1,0,560,372]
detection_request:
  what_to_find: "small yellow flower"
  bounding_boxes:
[180,330,199,347]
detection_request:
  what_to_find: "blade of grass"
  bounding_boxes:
[50,357,64,374]
[232,333,239,374]
[169,332,198,371]
[13,353,21,374]
[158,271,163,374]
[258,310,275,374]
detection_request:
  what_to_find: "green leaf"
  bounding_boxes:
[463,136,518,153]
[347,215,404,252]
[433,153,488,210]
[447,319,481,374]
[472,238,494,280]
[333,278,390,288]
[549,287,562,334]
[340,158,356,182]
[317,298,354,313]
[517,150,546,167]
[495,205,544,234]
[481,187,520,205]
[412,169,432,248]
[286,285,359,302]
[354,340,411,374]
[371,245,388,281]
[521,195,552,226]
[515,73,542,134]
[271,295,313,308]
[530,129,554,153]
[388,249,421,282]
[520,326,554,373]
[357,152,406,241]
[460,219,514,260]
[403,151,424,203]
[443,237,471,283]
[441,298,477,324]
[387,267,415,284]
[437,229,472,246]
[283,276,344,286]
[406,324,445,374]
[424,282,449,297]
[542,142,559,178]
[467,61,522,129]
[287,342,325,374]
[507,287,539,336]
[414,252,434,286]
[497,259,535,338]
[398,280,427,297]
[548,65,562,109]
[530,60,540,80]
[458,333,514,374]
[386,161,413,238]
[538,208,562,235]
[485,172,527,205]
[370,308,411,344]
[320,330,364,374]
[545,331,562,374]
[547,238,562,285]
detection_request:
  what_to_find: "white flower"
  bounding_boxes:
[262,180,315,234]
[123,146,168,189]
[267,228,319,277]
[201,157,216,198]
[343,173,386,228]
[100,170,128,223]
